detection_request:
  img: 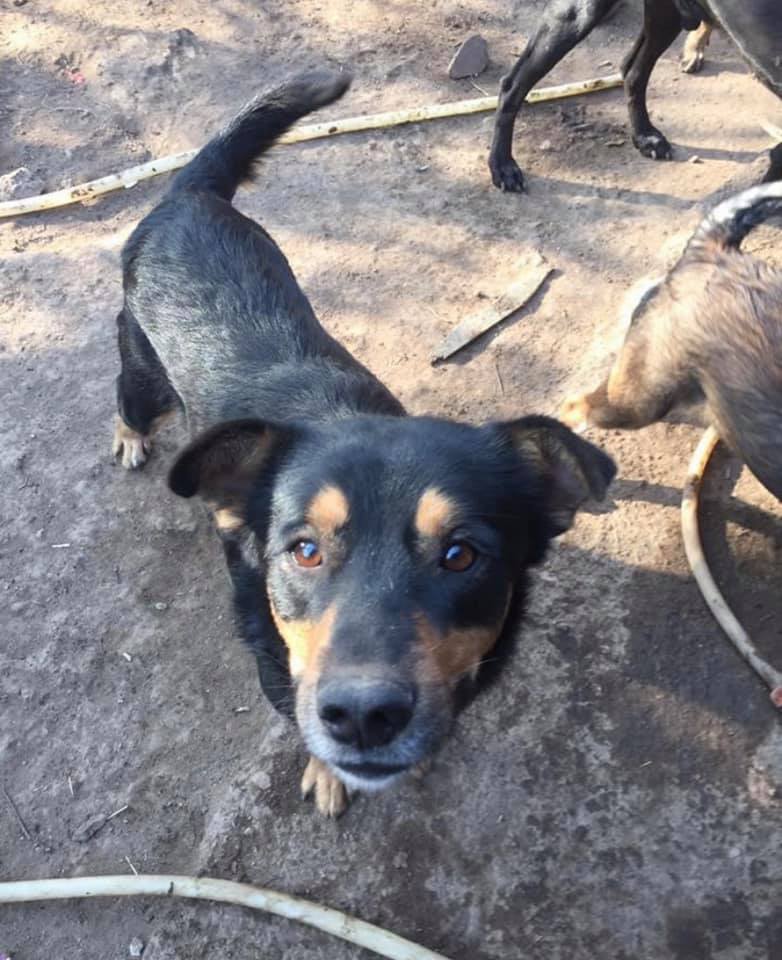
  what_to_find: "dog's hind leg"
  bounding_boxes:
[113,308,180,469]
[623,0,682,159]
[681,21,712,74]
[489,0,616,193]
[560,320,694,432]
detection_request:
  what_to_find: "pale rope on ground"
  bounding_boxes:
[0,74,622,219]
[681,427,782,708]
[0,874,453,960]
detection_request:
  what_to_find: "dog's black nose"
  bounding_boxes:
[317,680,415,749]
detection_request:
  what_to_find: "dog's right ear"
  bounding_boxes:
[169,418,287,531]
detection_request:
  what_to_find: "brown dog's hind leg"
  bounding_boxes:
[624,0,682,159]
[561,321,691,432]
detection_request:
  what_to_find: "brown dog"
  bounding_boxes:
[561,181,782,500]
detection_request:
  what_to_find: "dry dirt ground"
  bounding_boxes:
[1,1,781,957]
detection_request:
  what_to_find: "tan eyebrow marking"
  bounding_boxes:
[414,487,458,539]
[306,484,350,535]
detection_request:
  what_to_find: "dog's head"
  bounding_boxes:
[169,414,614,790]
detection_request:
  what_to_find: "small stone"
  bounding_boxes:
[447,35,489,80]
[249,770,271,790]
[129,938,145,958]
[539,139,553,152]
[153,601,168,611]
[688,154,703,164]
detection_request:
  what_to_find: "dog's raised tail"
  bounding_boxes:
[170,69,352,201]
[687,180,782,256]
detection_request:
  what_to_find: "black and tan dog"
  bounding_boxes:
[561,181,782,500]
[490,0,782,193]
[113,70,615,816]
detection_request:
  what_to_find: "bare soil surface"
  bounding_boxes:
[2,1,781,958]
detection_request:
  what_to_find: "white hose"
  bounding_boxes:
[0,874,452,960]
[681,426,782,707]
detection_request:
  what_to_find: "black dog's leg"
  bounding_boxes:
[762,142,782,183]
[489,0,615,193]
[623,0,682,159]
[113,307,180,469]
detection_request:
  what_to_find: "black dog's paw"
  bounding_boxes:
[489,154,527,193]
[112,416,151,470]
[633,129,673,161]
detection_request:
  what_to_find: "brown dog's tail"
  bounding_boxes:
[687,180,782,256]
[169,69,351,202]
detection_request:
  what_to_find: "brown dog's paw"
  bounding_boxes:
[301,757,348,818]
[559,395,592,434]
[112,417,151,470]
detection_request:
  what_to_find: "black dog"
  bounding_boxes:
[561,181,782,500]
[489,0,782,193]
[113,70,615,816]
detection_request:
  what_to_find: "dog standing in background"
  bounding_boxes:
[490,0,782,193]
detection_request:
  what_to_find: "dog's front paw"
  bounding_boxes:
[559,395,592,434]
[112,417,151,470]
[489,153,527,193]
[632,129,673,161]
[301,756,348,818]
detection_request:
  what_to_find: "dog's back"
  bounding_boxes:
[705,0,782,97]
[561,181,782,499]
[679,184,782,496]
[120,70,401,434]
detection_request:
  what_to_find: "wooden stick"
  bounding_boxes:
[0,73,623,220]
[1,784,32,841]
[681,427,782,707]
[0,874,453,960]
[431,254,553,362]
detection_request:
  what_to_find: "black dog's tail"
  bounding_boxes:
[687,180,782,256]
[170,69,351,201]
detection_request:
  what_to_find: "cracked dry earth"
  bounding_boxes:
[1,0,781,958]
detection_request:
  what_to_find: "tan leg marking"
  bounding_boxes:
[681,21,712,74]
[112,416,151,470]
[214,507,245,534]
[112,410,175,470]
[301,756,348,818]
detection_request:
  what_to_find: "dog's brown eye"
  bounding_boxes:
[441,541,475,572]
[292,540,322,568]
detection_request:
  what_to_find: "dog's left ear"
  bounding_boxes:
[169,418,291,531]
[496,415,616,534]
